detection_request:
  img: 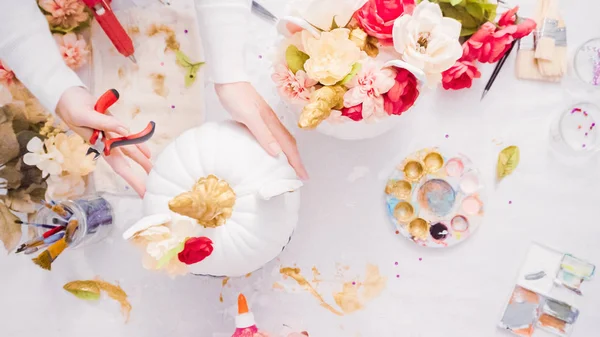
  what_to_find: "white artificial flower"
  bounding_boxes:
[287,0,367,31]
[45,173,85,202]
[23,137,64,177]
[392,0,463,86]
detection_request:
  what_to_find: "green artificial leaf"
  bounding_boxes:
[497,146,520,180]
[330,16,340,30]
[285,45,310,74]
[157,242,185,269]
[466,3,485,20]
[337,63,363,85]
[0,201,21,253]
[64,281,102,301]
[175,50,193,67]
[450,0,463,6]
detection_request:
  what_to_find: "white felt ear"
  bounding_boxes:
[277,16,320,38]
[384,60,428,88]
[123,213,171,240]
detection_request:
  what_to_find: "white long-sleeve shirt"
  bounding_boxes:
[0,0,250,113]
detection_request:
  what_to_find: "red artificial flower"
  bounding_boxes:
[340,104,364,121]
[383,68,419,116]
[498,6,537,39]
[0,60,15,85]
[464,22,514,64]
[178,237,213,265]
[354,0,416,45]
[441,59,481,90]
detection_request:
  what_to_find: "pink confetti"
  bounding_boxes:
[445,134,449,138]
[509,201,512,204]
[352,282,356,285]
[572,108,582,114]
[396,275,400,278]
[171,105,175,109]
[258,55,263,59]
[419,258,422,261]
[184,29,188,34]
[585,132,589,136]
[160,62,164,66]
[394,262,398,266]
[584,111,589,116]
[578,125,582,129]
[583,144,587,148]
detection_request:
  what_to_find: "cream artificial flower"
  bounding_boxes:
[302,29,363,85]
[45,173,86,201]
[23,137,64,177]
[52,133,95,176]
[288,0,367,31]
[392,0,463,86]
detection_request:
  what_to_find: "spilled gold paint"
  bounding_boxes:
[280,267,343,316]
[333,265,387,314]
[311,266,322,283]
[245,273,252,278]
[272,282,284,290]
[117,67,125,80]
[219,277,230,303]
[147,24,180,52]
[149,73,168,97]
[333,282,362,313]
[127,26,140,35]
[131,106,141,119]
[95,280,132,323]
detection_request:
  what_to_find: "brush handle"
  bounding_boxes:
[484,40,518,93]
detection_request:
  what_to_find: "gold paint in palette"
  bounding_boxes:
[385,147,485,248]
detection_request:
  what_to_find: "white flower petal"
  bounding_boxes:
[23,153,41,166]
[26,137,44,152]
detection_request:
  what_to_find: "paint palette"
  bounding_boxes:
[384,148,484,248]
[499,243,596,337]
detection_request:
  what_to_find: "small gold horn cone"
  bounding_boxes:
[168,175,236,228]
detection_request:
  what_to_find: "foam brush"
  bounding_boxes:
[65,219,79,244]
[32,237,68,271]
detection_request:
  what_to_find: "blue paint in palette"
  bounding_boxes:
[387,197,400,217]
[417,179,456,217]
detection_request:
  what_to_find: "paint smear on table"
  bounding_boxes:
[219,277,230,303]
[312,266,322,283]
[64,279,132,322]
[280,264,387,316]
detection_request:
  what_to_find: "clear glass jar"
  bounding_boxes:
[564,38,600,100]
[35,195,114,248]
[549,102,600,159]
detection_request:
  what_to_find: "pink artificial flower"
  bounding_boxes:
[497,6,537,39]
[463,22,514,64]
[354,0,416,45]
[340,104,364,121]
[441,59,481,90]
[343,59,396,121]
[383,68,419,116]
[0,60,15,85]
[271,64,318,104]
[53,33,89,70]
[39,0,90,31]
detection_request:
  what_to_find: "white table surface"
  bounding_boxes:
[2,0,600,336]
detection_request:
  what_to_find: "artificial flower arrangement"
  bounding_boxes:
[272,0,536,131]
[122,214,214,277]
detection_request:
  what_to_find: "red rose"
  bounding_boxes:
[441,59,481,90]
[383,68,419,116]
[464,22,514,64]
[354,0,416,45]
[178,237,213,265]
[341,104,364,121]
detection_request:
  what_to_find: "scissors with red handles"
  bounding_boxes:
[87,89,155,159]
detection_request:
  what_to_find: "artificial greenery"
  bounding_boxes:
[428,0,497,37]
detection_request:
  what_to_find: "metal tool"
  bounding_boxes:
[87,89,156,159]
[82,0,137,63]
[252,1,278,23]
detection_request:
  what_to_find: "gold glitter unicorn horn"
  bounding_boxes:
[298,85,346,129]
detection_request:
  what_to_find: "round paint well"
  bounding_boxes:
[403,161,424,181]
[417,179,456,216]
[459,173,479,194]
[423,152,444,172]
[430,223,449,240]
[451,215,469,232]
[385,180,412,199]
[408,218,429,240]
[445,158,464,177]
[394,202,414,222]
[461,196,482,215]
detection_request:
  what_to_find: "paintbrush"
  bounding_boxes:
[52,218,68,226]
[16,226,65,253]
[32,237,68,271]
[41,201,71,219]
[15,219,58,230]
[252,1,278,23]
[65,219,79,244]
[481,40,517,100]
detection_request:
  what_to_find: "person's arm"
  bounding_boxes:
[0,0,84,113]
[195,0,250,84]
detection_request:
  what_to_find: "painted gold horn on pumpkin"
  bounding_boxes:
[168,175,236,228]
[298,85,346,129]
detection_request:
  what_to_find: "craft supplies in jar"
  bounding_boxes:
[550,103,600,158]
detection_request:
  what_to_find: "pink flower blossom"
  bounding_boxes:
[383,67,419,115]
[343,59,396,121]
[271,64,318,104]
[441,58,481,90]
[39,0,90,31]
[0,60,15,85]
[53,33,89,70]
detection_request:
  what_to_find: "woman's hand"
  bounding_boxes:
[56,86,153,197]
[215,82,309,180]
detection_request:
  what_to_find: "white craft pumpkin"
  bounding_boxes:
[136,122,302,277]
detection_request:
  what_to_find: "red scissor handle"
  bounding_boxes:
[103,121,156,156]
[89,89,120,145]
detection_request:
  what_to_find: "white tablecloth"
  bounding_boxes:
[2,0,600,336]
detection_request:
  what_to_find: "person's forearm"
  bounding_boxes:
[195,0,251,84]
[0,0,84,112]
